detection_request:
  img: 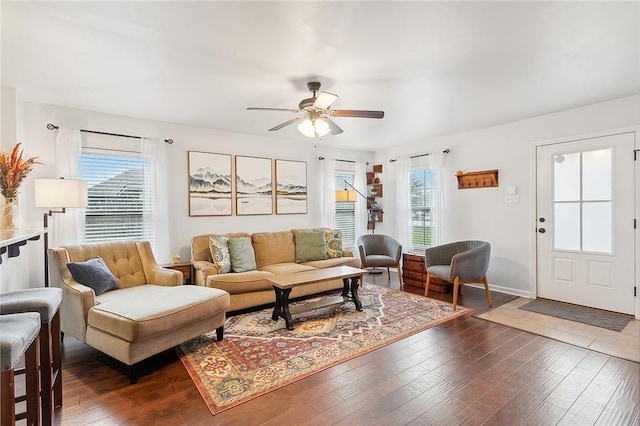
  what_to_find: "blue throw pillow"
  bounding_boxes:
[228,237,257,273]
[67,257,117,296]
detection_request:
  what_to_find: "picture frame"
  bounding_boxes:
[275,159,307,214]
[188,151,232,216]
[235,156,273,215]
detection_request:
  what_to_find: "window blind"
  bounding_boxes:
[335,173,355,248]
[79,153,154,244]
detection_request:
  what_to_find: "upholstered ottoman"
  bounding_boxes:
[85,285,229,383]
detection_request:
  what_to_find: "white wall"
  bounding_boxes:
[375,95,640,297]
[0,100,373,291]
[3,94,638,295]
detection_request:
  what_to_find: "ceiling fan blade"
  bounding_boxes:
[325,117,344,135]
[247,107,299,113]
[330,110,385,119]
[313,92,338,110]
[268,117,303,131]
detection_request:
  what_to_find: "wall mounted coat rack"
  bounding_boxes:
[456,169,499,189]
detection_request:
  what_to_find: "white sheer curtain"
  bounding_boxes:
[429,152,448,245]
[321,158,336,229]
[354,161,368,237]
[395,152,448,251]
[54,127,84,246]
[141,138,170,264]
[394,157,412,251]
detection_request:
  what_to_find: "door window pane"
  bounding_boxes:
[583,202,612,253]
[582,149,611,201]
[554,203,580,251]
[554,152,580,202]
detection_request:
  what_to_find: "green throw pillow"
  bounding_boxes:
[209,235,232,274]
[295,231,327,263]
[323,229,344,258]
[228,237,257,273]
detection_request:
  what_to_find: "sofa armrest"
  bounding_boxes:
[136,241,182,286]
[192,260,220,286]
[145,267,183,286]
[48,248,97,342]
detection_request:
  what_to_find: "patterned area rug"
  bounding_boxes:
[177,283,472,415]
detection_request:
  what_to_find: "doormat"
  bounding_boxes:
[519,299,632,332]
[177,283,472,415]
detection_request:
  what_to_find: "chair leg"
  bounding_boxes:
[397,266,403,288]
[452,276,460,311]
[483,276,493,307]
[1,370,15,425]
[387,267,390,280]
[424,273,431,297]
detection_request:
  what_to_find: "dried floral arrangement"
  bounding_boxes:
[0,143,42,202]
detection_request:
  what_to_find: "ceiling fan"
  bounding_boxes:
[246,81,384,139]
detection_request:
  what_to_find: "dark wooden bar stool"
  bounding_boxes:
[0,288,63,425]
[0,312,41,426]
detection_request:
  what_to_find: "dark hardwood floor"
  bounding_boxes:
[50,271,639,425]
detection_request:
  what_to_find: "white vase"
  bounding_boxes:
[1,199,18,230]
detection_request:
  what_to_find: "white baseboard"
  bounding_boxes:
[465,283,532,299]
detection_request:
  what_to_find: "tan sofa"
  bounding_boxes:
[191,229,360,312]
[48,240,230,383]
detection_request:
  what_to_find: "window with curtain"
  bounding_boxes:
[78,150,154,244]
[335,172,355,248]
[410,168,434,249]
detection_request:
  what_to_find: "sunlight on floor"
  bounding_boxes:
[477,298,640,362]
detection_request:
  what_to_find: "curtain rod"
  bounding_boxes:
[46,124,173,144]
[389,148,450,163]
[318,157,369,165]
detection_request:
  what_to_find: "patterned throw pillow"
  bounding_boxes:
[209,235,232,274]
[324,229,343,258]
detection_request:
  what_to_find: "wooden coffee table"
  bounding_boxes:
[268,265,366,330]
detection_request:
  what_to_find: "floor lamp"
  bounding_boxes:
[35,178,88,287]
[336,180,384,274]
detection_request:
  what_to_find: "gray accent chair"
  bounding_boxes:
[424,240,492,310]
[357,234,403,284]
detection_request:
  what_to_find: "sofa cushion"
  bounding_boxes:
[260,262,316,275]
[90,285,229,342]
[320,229,344,258]
[207,270,275,293]
[209,235,232,274]
[67,257,117,296]
[294,230,327,263]
[302,256,361,270]
[228,236,257,272]
[252,231,295,269]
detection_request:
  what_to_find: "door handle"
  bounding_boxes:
[538,228,546,233]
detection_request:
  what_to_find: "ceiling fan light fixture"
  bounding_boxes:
[297,118,316,138]
[314,118,331,137]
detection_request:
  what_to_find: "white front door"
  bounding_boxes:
[536,131,636,314]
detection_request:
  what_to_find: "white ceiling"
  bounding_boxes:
[2,1,639,151]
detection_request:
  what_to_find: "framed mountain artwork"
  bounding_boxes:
[275,159,307,214]
[235,156,273,215]
[188,151,232,216]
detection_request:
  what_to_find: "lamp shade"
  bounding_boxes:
[35,179,88,208]
[335,189,357,202]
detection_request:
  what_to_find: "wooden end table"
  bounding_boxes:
[267,265,366,330]
[162,262,193,285]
